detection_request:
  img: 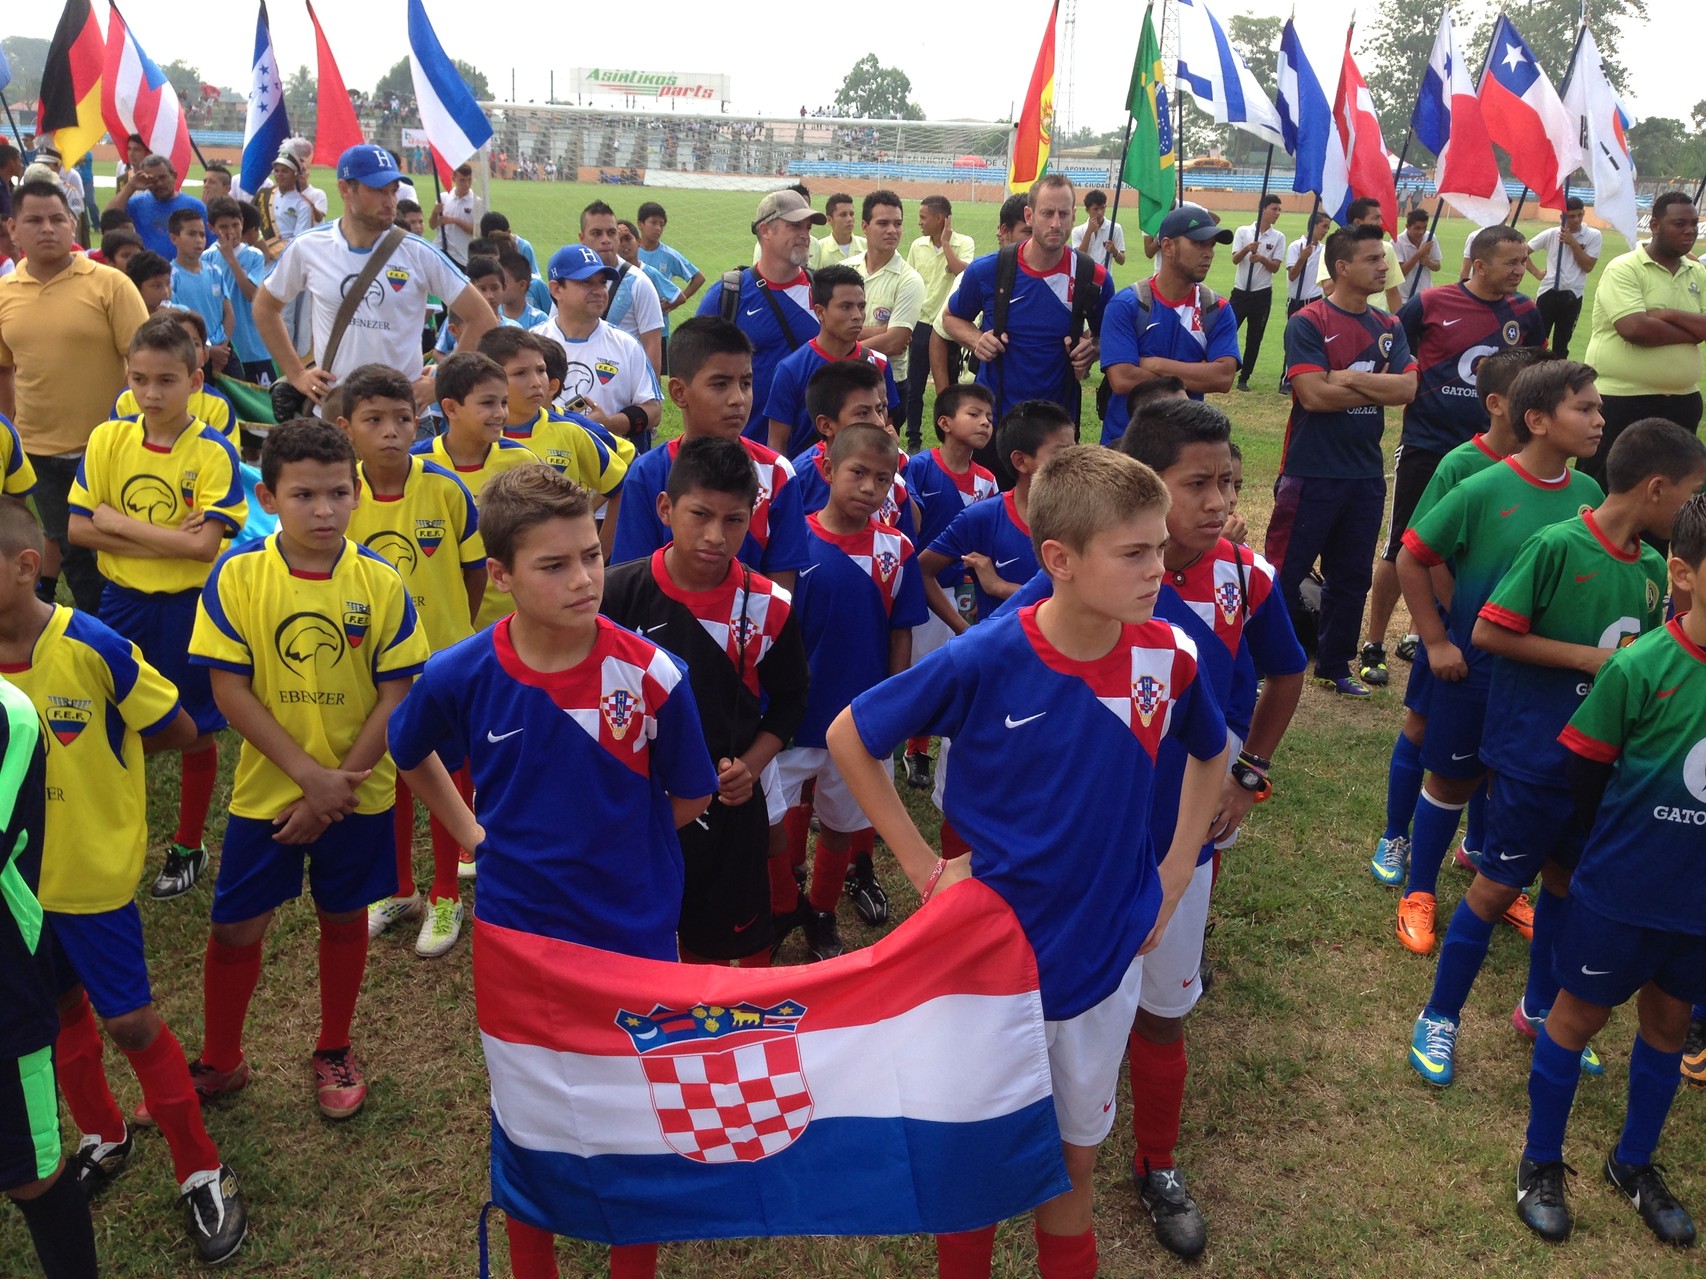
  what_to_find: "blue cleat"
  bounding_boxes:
[1410,1011,1459,1087]
[1371,835,1410,885]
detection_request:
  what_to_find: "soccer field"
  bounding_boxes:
[8,184,1701,1276]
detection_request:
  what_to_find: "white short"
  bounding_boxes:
[1213,730,1242,852]
[1046,954,1145,1147]
[1136,860,1215,1019]
[773,747,870,834]
[912,612,955,664]
[761,756,785,827]
[931,736,950,814]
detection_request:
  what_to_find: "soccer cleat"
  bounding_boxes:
[1395,634,1420,663]
[1503,892,1536,940]
[312,1046,367,1120]
[72,1126,134,1196]
[1516,1156,1575,1243]
[1510,1001,1605,1075]
[1604,1154,1697,1246]
[367,892,423,940]
[803,909,845,962]
[457,848,476,880]
[1453,842,1482,872]
[151,844,208,899]
[902,751,932,790]
[1409,1012,1459,1087]
[1235,380,1251,392]
[1682,1019,1706,1086]
[188,1055,251,1103]
[1316,674,1373,697]
[1359,642,1390,687]
[768,900,811,959]
[1370,835,1410,885]
[1136,1163,1208,1260]
[1396,891,1437,954]
[845,863,889,926]
[181,1164,248,1265]
[414,895,464,958]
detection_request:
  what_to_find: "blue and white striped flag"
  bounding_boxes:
[239,2,290,198]
[1276,16,1350,219]
[407,0,493,184]
[1175,0,1286,150]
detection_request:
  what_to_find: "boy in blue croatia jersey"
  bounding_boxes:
[1513,493,1706,1248]
[830,445,1227,1279]
[389,464,715,1279]
[1394,361,1606,956]
[763,265,901,457]
[788,361,917,542]
[1408,421,1705,1090]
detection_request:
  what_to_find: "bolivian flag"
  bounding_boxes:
[37,0,105,167]
[1008,1,1058,195]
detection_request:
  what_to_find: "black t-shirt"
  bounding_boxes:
[0,684,57,1060]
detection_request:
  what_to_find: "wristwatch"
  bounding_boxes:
[1231,753,1272,802]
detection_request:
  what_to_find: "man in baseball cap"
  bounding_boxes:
[1157,203,1235,245]
[750,188,826,236]
[336,144,403,188]
[547,243,619,283]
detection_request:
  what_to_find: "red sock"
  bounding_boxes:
[427,810,463,903]
[55,995,125,1144]
[174,744,219,849]
[1033,1225,1096,1279]
[850,827,875,859]
[201,937,263,1073]
[393,780,418,898]
[315,917,369,1054]
[1128,1030,1188,1173]
[609,1244,658,1279]
[940,820,972,861]
[505,1218,558,1279]
[784,804,811,868]
[906,736,931,756]
[768,853,801,914]
[935,1225,996,1279]
[810,842,852,913]
[123,1024,220,1182]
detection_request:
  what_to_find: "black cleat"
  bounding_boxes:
[1394,634,1420,663]
[1359,642,1390,687]
[845,861,889,926]
[182,1164,248,1265]
[1604,1154,1697,1246]
[768,900,812,959]
[903,751,932,790]
[803,909,845,961]
[72,1127,133,1197]
[1137,1163,1208,1259]
[1516,1156,1575,1243]
[151,844,208,899]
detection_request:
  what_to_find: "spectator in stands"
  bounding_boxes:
[580,200,665,374]
[430,162,483,268]
[112,154,205,259]
[904,195,973,451]
[813,192,865,268]
[845,191,925,384]
[1070,188,1126,266]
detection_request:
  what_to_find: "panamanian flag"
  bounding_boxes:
[475,878,1070,1244]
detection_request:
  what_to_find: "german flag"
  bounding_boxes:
[37,0,105,167]
[1007,0,1058,195]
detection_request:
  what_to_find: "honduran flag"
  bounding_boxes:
[1276,16,1350,221]
[101,5,192,188]
[475,878,1069,1244]
[238,2,290,199]
[407,0,493,186]
[1478,15,1582,209]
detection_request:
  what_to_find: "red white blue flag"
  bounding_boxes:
[406,0,493,185]
[101,4,192,186]
[475,878,1069,1244]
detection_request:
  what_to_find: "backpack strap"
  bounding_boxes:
[1068,249,1099,344]
[990,243,1021,342]
[718,267,746,324]
[601,261,632,319]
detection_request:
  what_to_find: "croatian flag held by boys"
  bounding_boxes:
[101,6,192,185]
[1411,6,1508,229]
[407,0,494,185]
[1478,15,1582,209]
[1276,16,1350,220]
[476,879,1069,1244]
[238,2,290,198]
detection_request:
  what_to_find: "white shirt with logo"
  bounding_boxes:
[1231,224,1287,292]
[531,317,662,415]
[1528,224,1603,298]
[436,189,484,265]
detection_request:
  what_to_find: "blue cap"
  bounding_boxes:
[1157,203,1233,244]
[549,244,620,283]
[336,145,403,189]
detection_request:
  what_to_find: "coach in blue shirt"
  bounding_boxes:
[117,155,206,259]
[1099,204,1239,444]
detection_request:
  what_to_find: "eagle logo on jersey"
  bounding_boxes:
[364,531,417,573]
[601,686,642,740]
[595,359,619,386]
[1502,320,1522,345]
[561,363,596,401]
[414,520,446,557]
[619,1000,813,1163]
[43,695,92,746]
[338,272,387,311]
[180,469,199,508]
[1133,673,1167,727]
[275,612,345,679]
[385,268,410,294]
[1215,580,1242,624]
[343,601,371,649]
[121,475,179,524]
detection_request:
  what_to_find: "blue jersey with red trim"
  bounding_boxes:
[788,442,917,544]
[852,605,1224,1018]
[927,491,1037,624]
[1397,283,1544,454]
[1281,299,1416,479]
[763,339,902,458]
[906,447,1000,588]
[695,268,820,441]
[387,615,717,959]
[1099,279,1242,443]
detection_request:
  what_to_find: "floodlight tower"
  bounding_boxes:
[1059,0,1076,147]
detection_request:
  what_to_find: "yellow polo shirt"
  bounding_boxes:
[0,256,150,456]
[844,251,926,381]
[907,232,977,325]
[810,235,866,270]
[1584,246,1706,398]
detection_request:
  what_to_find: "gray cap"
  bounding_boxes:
[752,189,826,235]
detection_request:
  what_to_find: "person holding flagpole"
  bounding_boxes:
[1526,197,1600,360]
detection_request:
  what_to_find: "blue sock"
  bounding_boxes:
[1615,1034,1684,1167]
[1525,1025,1584,1164]
[1695,1004,1706,1022]
[1463,785,1487,855]
[1522,889,1568,1017]
[1427,899,1496,1020]
[1405,789,1464,897]
[1384,733,1424,841]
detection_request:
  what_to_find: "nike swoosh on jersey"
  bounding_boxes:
[1575,572,1599,583]
[1324,334,1340,343]
[1581,966,1611,976]
[1004,712,1047,728]
[1441,318,1461,326]
[745,306,765,316]
[913,487,939,498]
[487,728,523,742]
[1410,1047,1447,1076]
[1658,686,1682,699]
[1500,506,1520,517]
[995,557,1020,569]
[1451,751,1476,761]
[643,623,670,634]
[798,565,818,577]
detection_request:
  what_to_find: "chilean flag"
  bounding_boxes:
[1411,6,1508,228]
[406,0,493,185]
[101,5,192,188]
[1333,46,1396,234]
[1478,15,1583,209]
[476,878,1069,1244]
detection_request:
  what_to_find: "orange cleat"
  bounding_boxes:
[1397,891,1438,954]
[1503,893,1536,940]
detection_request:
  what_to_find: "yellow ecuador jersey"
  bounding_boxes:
[349,455,484,652]
[501,408,629,496]
[2,607,182,913]
[0,414,37,497]
[190,536,428,819]
[412,435,541,629]
[112,386,237,441]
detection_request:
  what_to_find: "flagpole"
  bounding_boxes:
[1249,143,1275,291]
[1295,193,1320,305]
[1105,112,1137,267]
[0,92,24,149]
[1551,18,1590,291]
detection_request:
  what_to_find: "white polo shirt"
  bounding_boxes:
[1231,224,1287,292]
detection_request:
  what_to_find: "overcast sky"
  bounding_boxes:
[7,0,1694,134]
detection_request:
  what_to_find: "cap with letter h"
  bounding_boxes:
[337,146,401,188]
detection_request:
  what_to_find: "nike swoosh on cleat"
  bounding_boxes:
[1004,712,1047,728]
[1411,1047,1447,1075]
[486,728,523,742]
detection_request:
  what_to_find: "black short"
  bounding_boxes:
[677,789,772,960]
[0,1045,60,1190]
[1382,443,1447,561]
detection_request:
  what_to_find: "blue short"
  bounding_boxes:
[44,904,152,1019]
[1418,676,1488,779]
[1555,895,1706,1008]
[1479,776,1585,889]
[100,584,224,736]
[211,810,398,923]
[1403,651,1432,716]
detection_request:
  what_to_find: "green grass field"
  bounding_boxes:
[6,183,1701,1277]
